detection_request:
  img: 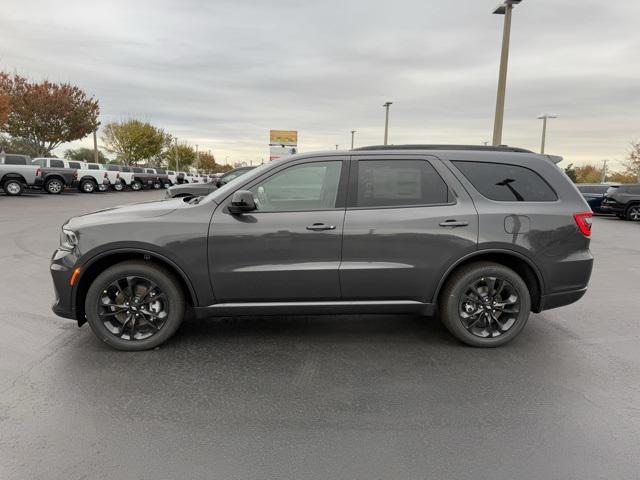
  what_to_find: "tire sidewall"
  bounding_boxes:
[85,262,185,351]
[4,180,23,196]
[441,264,531,347]
[46,178,63,194]
[81,180,96,193]
[625,204,640,221]
[131,181,141,191]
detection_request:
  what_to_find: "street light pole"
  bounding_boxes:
[383,102,392,145]
[351,130,356,149]
[93,129,99,163]
[537,113,557,154]
[492,0,522,146]
[335,144,339,150]
[601,159,608,183]
[174,138,179,172]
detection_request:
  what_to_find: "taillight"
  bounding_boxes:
[116,172,120,179]
[73,170,78,179]
[573,212,593,237]
[36,168,42,177]
[103,172,108,178]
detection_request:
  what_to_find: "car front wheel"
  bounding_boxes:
[4,179,24,196]
[130,181,142,191]
[439,262,531,347]
[85,261,185,351]
[625,204,640,221]
[45,178,64,194]
[79,179,96,193]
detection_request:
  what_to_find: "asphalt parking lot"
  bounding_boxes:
[1,189,639,480]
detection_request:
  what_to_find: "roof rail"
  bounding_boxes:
[352,144,534,153]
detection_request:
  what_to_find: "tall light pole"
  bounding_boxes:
[93,129,99,163]
[174,137,179,172]
[335,144,339,150]
[492,0,522,146]
[351,130,356,149]
[537,113,557,154]
[383,102,392,145]
[601,159,608,184]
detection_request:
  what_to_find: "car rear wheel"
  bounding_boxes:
[113,181,124,191]
[625,204,640,221]
[85,261,185,351]
[80,179,96,193]
[45,178,64,194]
[130,181,142,191]
[4,179,23,196]
[439,262,531,347]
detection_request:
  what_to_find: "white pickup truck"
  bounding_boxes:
[102,164,133,190]
[33,158,109,193]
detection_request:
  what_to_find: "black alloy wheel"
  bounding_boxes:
[439,262,531,347]
[85,261,185,350]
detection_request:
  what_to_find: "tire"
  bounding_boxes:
[4,179,23,196]
[80,179,96,193]
[153,182,161,189]
[625,204,640,221]
[131,181,142,191]
[85,261,185,351]
[45,178,64,194]
[439,261,531,347]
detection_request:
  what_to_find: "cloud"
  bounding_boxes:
[1,0,639,168]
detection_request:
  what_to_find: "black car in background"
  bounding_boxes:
[576,184,619,215]
[601,184,640,220]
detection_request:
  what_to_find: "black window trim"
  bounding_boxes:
[222,156,351,214]
[449,159,559,203]
[346,156,456,210]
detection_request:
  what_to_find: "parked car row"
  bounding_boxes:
[576,183,640,221]
[0,152,229,196]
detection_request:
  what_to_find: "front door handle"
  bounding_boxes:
[439,219,469,227]
[306,223,336,231]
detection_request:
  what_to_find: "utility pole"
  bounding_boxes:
[174,138,179,172]
[335,144,339,150]
[351,130,356,149]
[538,113,557,154]
[383,102,392,145]
[93,129,99,163]
[601,159,608,184]
[195,144,199,166]
[492,1,523,146]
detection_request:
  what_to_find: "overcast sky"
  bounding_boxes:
[1,0,639,167]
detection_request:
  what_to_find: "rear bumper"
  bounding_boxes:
[539,287,588,311]
[599,204,624,215]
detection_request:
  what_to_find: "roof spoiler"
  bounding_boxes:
[546,155,563,164]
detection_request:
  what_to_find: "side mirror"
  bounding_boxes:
[228,190,256,214]
[215,179,223,188]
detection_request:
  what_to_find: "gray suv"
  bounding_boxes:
[50,145,593,350]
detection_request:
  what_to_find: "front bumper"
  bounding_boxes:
[50,247,79,322]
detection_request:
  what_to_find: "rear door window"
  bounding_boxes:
[87,164,100,170]
[452,161,557,202]
[353,159,449,208]
[68,162,82,169]
[50,159,65,168]
[3,155,27,165]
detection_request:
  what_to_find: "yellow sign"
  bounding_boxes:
[269,130,298,145]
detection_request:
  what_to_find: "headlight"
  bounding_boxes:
[61,228,78,249]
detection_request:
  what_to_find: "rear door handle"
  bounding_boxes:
[306,223,336,231]
[439,220,469,227]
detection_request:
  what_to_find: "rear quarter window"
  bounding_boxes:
[452,160,557,202]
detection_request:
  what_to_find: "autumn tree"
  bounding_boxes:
[65,147,109,163]
[622,141,640,182]
[165,143,197,170]
[607,170,636,184]
[0,94,8,127]
[195,151,219,172]
[101,120,168,165]
[563,163,577,182]
[0,72,99,156]
[574,163,602,184]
